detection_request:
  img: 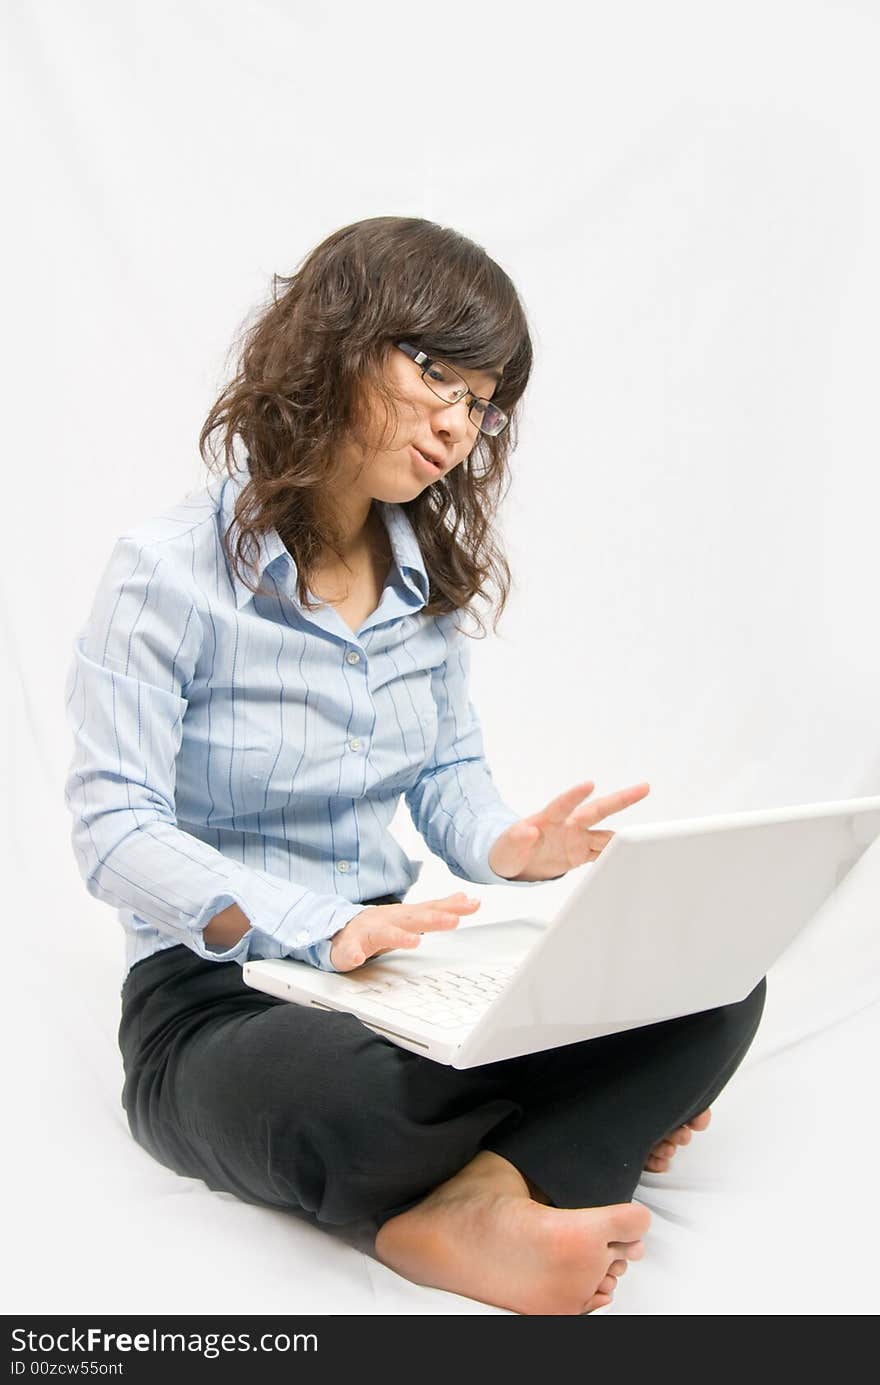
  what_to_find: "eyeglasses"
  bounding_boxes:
[395,341,509,437]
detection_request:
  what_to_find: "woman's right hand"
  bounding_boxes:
[328,892,481,972]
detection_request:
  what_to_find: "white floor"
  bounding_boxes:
[8,812,879,1316]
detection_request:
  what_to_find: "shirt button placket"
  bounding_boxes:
[340,646,364,880]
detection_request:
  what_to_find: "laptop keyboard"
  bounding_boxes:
[340,961,520,1030]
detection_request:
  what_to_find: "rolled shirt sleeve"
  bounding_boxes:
[63,538,365,968]
[405,617,547,888]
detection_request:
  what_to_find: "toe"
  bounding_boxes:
[643,1154,672,1172]
[610,1238,646,1262]
[607,1202,651,1243]
[597,1273,618,1294]
[608,1259,627,1276]
[688,1109,712,1131]
[583,1292,613,1313]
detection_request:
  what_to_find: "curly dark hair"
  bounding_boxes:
[199,215,534,637]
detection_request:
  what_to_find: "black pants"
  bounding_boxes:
[118,898,766,1239]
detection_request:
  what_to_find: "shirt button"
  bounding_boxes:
[337,860,350,873]
[348,737,361,751]
[296,930,309,944]
[345,650,360,664]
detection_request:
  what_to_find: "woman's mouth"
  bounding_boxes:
[410,445,442,476]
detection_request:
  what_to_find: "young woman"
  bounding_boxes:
[64,215,765,1316]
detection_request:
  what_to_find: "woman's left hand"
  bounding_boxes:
[488,780,651,882]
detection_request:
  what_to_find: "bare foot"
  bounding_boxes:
[643,1108,712,1173]
[374,1150,651,1316]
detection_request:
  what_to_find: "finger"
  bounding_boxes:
[432,892,482,911]
[341,901,477,967]
[362,925,423,956]
[554,823,614,874]
[405,892,480,913]
[571,828,614,853]
[524,780,596,827]
[566,782,650,828]
[402,895,482,929]
[401,909,467,934]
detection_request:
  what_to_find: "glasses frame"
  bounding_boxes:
[395,340,509,437]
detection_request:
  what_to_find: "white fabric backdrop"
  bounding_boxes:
[4,0,879,1315]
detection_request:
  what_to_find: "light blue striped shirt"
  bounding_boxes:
[63,461,540,981]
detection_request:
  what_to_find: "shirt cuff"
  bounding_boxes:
[187,892,255,963]
[452,807,555,886]
[303,936,342,972]
[187,869,367,966]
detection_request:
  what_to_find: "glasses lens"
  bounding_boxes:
[469,400,508,436]
[421,360,509,436]
[422,360,470,404]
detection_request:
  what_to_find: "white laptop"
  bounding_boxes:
[242,795,880,1068]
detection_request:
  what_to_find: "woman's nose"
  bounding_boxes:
[429,399,475,445]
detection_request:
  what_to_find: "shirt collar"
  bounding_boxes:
[376,501,431,606]
[215,462,430,611]
[215,464,289,610]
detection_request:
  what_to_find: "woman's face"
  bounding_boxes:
[343,343,501,502]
